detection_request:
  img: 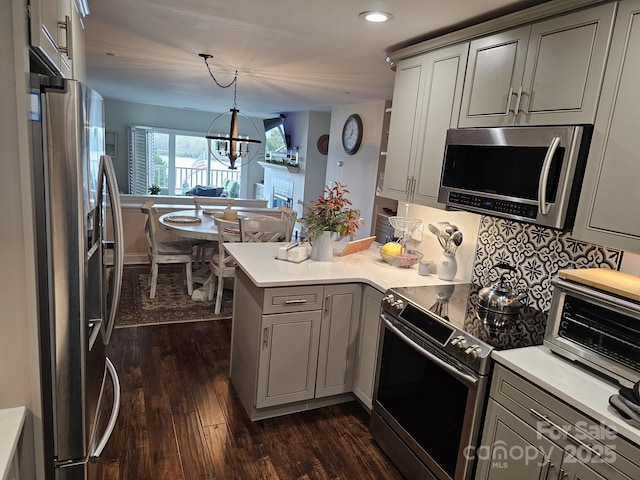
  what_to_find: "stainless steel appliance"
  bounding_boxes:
[370,283,547,480]
[437,125,593,229]
[544,274,640,388]
[30,74,124,480]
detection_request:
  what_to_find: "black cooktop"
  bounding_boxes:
[389,283,548,350]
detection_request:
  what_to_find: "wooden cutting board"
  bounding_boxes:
[558,268,640,302]
[340,236,376,256]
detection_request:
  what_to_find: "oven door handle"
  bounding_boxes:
[381,315,479,388]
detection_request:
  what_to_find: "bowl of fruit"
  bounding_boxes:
[380,242,423,268]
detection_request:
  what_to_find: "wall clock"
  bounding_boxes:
[342,114,363,155]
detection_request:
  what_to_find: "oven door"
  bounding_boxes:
[371,313,488,480]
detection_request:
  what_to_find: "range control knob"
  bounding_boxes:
[391,299,404,310]
[382,294,394,305]
[464,345,482,361]
[450,336,467,350]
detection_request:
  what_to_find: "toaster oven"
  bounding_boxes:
[544,271,640,387]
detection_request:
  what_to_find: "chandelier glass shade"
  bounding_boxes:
[200,53,262,170]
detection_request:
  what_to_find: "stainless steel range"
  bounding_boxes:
[370,283,547,480]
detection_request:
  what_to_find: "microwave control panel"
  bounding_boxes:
[448,192,538,219]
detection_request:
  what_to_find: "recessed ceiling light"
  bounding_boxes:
[359,11,394,23]
[105,52,117,57]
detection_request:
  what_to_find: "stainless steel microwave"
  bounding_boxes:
[437,125,593,230]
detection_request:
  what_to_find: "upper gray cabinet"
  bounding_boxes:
[572,0,640,253]
[459,3,616,127]
[382,43,469,206]
[29,0,87,78]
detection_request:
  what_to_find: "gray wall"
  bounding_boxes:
[325,101,389,239]
[104,99,265,197]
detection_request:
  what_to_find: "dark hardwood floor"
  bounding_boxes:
[98,320,404,479]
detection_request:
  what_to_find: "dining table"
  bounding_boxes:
[159,208,222,241]
[158,207,284,301]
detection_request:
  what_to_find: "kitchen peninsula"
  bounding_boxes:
[224,242,457,420]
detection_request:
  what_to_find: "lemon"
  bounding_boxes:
[381,242,403,257]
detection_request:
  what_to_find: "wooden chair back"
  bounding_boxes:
[239,217,290,243]
[140,200,159,255]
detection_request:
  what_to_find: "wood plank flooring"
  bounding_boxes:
[97,320,404,479]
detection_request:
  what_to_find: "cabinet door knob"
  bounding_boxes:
[263,327,269,347]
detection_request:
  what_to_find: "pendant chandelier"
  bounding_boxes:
[200,53,262,170]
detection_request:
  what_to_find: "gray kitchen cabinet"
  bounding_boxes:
[315,284,361,398]
[256,310,322,408]
[459,3,615,127]
[352,286,383,410]
[29,0,80,77]
[230,269,361,419]
[572,0,640,253]
[382,42,468,206]
[476,399,562,480]
[477,364,640,480]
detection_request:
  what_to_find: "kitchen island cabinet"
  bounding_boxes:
[225,242,458,420]
[458,3,615,127]
[231,270,360,419]
[572,0,640,253]
[481,347,640,480]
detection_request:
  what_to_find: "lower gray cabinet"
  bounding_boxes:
[353,285,383,410]
[476,399,562,479]
[477,365,640,480]
[230,269,361,419]
[256,310,322,408]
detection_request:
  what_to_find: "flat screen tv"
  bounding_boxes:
[263,116,289,154]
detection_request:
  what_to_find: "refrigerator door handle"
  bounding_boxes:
[90,357,121,461]
[100,154,124,344]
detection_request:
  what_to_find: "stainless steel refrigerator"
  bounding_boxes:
[30,74,124,480]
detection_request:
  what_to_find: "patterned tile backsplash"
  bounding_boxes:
[472,216,622,312]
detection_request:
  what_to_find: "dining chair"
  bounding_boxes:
[207,217,242,314]
[140,201,194,299]
[278,206,298,242]
[239,217,290,243]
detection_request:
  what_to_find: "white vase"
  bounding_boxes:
[310,231,334,262]
[437,253,457,281]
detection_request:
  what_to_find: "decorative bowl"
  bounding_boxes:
[380,249,424,268]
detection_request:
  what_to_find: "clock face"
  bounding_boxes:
[342,114,363,155]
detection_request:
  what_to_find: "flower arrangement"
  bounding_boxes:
[299,182,364,240]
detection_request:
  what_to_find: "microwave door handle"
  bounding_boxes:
[538,136,561,215]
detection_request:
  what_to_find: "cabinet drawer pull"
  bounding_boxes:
[540,459,551,480]
[529,408,602,458]
[284,299,307,304]
[263,327,269,347]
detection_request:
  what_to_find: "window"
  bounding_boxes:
[128,126,241,195]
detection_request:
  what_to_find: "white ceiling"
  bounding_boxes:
[84,0,548,118]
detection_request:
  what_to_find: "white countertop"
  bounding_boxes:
[492,346,640,447]
[224,242,462,291]
[0,406,25,480]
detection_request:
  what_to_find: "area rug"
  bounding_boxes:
[114,265,233,328]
